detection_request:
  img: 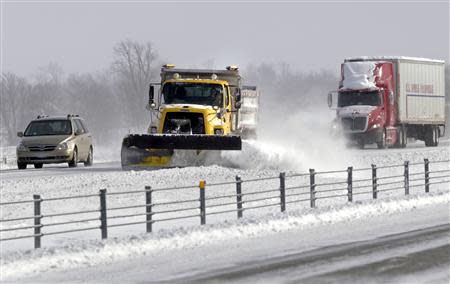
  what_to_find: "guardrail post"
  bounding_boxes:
[236,176,243,219]
[145,186,152,233]
[347,167,353,202]
[279,172,286,212]
[372,164,377,199]
[33,194,42,249]
[424,158,430,193]
[404,161,409,195]
[309,169,316,208]
[99,189,108,239]
[199,180,206,225]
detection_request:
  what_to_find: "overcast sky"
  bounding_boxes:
[1,1,449,77]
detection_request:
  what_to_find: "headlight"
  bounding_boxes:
[56,142,68,150]
[372,124,380,129]
[214,129,224,135]
[17,143,27,151]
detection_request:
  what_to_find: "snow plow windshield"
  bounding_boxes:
[24,120,72,136]
[162,83,223,107]
[338,91,382,107]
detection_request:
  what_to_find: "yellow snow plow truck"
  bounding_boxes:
[121,64,259,169]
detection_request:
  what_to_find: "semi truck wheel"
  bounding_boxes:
[398,126,407,148]
[424,126,438,147]
[377,129,387,149]
[432,126,439,146]
[357,139,365,149]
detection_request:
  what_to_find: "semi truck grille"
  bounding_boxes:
[28,145,57,152]
[341,117,367,131]
[163,112,205,134]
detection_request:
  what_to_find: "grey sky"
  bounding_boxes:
[2,1,449,77]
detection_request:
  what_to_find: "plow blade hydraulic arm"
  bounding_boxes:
[122,134,242,151]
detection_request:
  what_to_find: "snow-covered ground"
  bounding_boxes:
[1,138,449,283]
[2,193,449,283]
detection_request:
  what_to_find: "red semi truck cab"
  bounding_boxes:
[329,56,446,149]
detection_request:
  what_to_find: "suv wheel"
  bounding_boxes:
[34,163,43,169]
[84,147,93,167]
[69,148,78,168]
[18,163,27,170]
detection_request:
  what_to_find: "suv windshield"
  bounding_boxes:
[338,91,382,107]
[162,83,223,106]
[24,120,72,136]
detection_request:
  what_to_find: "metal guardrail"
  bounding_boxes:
[0,158,449,249]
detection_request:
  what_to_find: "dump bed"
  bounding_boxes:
[238,86,259,134]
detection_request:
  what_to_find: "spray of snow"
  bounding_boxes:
[219,107,353,172]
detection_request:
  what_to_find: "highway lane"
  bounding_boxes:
[176,224,450,283]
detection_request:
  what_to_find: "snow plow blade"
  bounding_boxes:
[122,134,242,150]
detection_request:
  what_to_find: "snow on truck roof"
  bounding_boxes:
[345,56,445,64]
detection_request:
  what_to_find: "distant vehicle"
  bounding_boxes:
[16,115,93,169]
[328,56,446,149]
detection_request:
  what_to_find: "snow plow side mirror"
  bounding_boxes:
[235,88,241,109]
[328,91,338,109]
[149,85,155,106]
[327,92,333,108]
[17,131,23,137]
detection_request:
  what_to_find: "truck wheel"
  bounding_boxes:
[34,163,43,169]
[396,128,403,148]
[357,139,365,149]
[424,126,437,147]
[399,126,407,148]
[17,163,27,170]
[402,127,408,148]
[68,148,78,167]
[377,129,387,149]
[433,126,439,146]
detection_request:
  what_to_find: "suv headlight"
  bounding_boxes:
[56,142,68,150]
[17,143,28,151]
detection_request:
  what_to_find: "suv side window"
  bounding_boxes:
[73,119,85,134]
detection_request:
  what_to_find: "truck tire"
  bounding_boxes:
[17,163,27,170]
[398,126,407,148]
[34,163,43,169]
[377,129,387,149]
[424,126,438,147]
[357,139,365,149]
[433,126,439,146]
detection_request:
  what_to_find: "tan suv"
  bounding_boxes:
[16,115,93,169]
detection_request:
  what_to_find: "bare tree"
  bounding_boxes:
[0,73,30,145]
[112,40,158,126]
